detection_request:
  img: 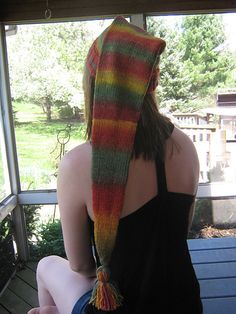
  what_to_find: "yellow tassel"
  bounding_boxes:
[89,266,123,311]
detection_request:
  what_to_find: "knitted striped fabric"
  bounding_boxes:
[86,16,166,311]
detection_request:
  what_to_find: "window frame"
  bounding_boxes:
[0,13,236,261]
[1,13,236,203]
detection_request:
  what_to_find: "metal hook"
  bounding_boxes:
[45,0,52,19]
[45,8,52,19]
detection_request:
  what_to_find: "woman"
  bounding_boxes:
[29,16,202,314]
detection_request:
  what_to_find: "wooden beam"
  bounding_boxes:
[1,0,236,23]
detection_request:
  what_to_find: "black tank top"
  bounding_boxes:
[88,156,203,314]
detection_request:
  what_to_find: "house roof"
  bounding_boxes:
[202,107,236,117]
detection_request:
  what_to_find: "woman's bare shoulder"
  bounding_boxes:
[59,141,91,172]
[167,127,199,160]
[165,126,199,195]
[57,142,92,194]
[57,142,92,205]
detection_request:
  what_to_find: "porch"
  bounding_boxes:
[0,237,236,314]
[1,1,236,314]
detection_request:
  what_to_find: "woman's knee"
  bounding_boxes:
[37,255,62,282]
[40,305,59,314]
[27,308,40,314]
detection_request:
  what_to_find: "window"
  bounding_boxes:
[6,18,114,191]
[23,204,63,259]
[190,197,236,239]
[146,13,236,184]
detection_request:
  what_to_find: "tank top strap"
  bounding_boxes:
[155,157,168,198]
[156,121,174,198]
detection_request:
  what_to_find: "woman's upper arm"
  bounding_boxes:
[166,127,200,196]
[166,127,200,229]
[57,147,95,276]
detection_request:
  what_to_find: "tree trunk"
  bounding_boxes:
[45,97,52,121]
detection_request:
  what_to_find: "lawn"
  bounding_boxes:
[14,101,45,122]
[13,101,86,190]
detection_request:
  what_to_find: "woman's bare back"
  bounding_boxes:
[61,126,199,222]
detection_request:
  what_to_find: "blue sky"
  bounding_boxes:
[151,13,236,51]
[223,13,236,51]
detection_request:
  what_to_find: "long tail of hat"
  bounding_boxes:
[89,16,166,311]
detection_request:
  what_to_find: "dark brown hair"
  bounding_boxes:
[83,67,172,161]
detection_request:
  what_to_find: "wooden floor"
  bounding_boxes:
[0,262,38,314]
[0,237,236,314]
[189,237,236,314]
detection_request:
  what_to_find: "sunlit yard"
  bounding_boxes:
[14,101,86,190]
[6,15,236,190]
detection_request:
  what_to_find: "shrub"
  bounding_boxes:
[0,215,16,291]
[24,204,41,239]
[192,199,213,230]
[58,105,74,119]
[31,219,65,259]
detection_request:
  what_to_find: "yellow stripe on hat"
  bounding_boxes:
[93,118,137,131]
[96,70,146,95]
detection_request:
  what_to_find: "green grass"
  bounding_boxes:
[13,101,86,190]
[13,101,45,122]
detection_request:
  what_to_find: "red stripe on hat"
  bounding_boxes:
[107,30,165,52]
[92,124,136,151]
[93,183,125,215]
[93,103,140,122]
[98,54,153,85]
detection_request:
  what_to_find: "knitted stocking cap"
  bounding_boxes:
[86,16,166,311]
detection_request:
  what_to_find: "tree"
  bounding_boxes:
[7,16,235,116]
[180,14,234,97]
[147,15,235,112]
[147,17,193,111]
[7,22,94,121]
